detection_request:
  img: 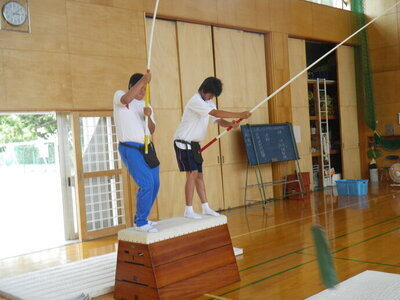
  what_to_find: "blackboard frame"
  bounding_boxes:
[240,123,300,166]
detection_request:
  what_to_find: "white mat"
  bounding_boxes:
[0,252,117,300]
[306,270,400,300]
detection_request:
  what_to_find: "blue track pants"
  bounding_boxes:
[118,142,160,226]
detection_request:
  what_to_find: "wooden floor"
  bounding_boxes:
[1,182,399,299]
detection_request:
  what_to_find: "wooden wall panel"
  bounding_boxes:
[146,0,352,43]
[370,46,400,73]
[146,0,218,24]
[67,2,146,59]
[266,32,292,123]
[70,55,144,110]
[269,0,290,33]
[340,106,360,149]
[311,4,351,42]
[299,153,312,181]
[292,107,311,155]
[176,22,219,168]
[146,19,181,109]
[175,21,224,215]
[68,0,145,10]
[176,22,214,107]
[289,0,313,37]
[1,49,72,111]
[222,162,273,209]
[367,13,398,50]
[337,47,357,107]
[0,0,355,113]
[341,148,362,179]
[266,32,293,195]
[216,0,265,30]
[213,27,246,108]
[0,50,5,106]
[157,170,186,219]
[375,103,400,135]
[373,70,400,105]
[288,38,308,108]
[0,0,68,52]
[214,28,267,109]
[289,37,313,187]
[242,32,268,108]
[214,28,268,163]
[157,166,224,218]
[152,109,182,172]
[200,122,220,168]
[337,46,361,179]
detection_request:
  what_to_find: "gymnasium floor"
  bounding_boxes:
[0,182,399,299]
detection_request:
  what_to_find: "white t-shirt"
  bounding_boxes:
[174,93,219,149]
[113,90,156,144]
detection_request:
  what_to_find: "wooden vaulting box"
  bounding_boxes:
[114,215,240,299]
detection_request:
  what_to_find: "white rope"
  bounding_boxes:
[147,0,160,70]
[208,0,400,144]
[144,0,160,153]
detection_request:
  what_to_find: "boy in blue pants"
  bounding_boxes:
[113,72,160,233]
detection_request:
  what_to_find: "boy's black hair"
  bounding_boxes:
[128,73,144,89]
[198,77,223,97]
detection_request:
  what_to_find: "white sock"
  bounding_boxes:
[202,202,220,216]
[135,224,158,233]
[184,206,202,219]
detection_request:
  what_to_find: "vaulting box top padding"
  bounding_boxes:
[118,215,227,244]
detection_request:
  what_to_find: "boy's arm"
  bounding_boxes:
[216,119,239,128]
[144,107,156,134]
[209,109,251,119]
[120,72,151,105]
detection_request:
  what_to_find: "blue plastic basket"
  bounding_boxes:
[335,179,369,196]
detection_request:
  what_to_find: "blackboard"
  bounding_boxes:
[240,123,300,165]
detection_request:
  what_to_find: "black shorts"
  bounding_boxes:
[174,143,203,173]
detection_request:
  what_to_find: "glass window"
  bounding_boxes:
[0,112,68,258]
[305,0,351,10]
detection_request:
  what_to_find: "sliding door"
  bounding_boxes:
[176,21,224,212]
[213,27,272,208]
[71,111,131,240]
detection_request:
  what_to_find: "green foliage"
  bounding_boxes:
[14,144,55,164]
[0,114,57,143]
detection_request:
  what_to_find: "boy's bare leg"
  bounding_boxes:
[196,173,220,216]
[195,172,208,204]
[184,171,202,219]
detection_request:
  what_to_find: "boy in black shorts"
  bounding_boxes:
[174,77,251,219]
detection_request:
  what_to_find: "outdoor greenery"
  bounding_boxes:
[0,114,57,144]
[0,114,57,165]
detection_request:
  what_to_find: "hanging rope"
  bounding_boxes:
[200,0,400,153]
[144,0,160,154]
